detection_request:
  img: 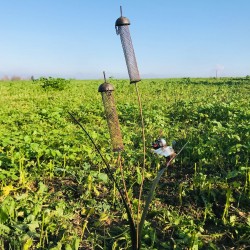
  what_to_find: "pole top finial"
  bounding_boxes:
[98,72,114,92]
[115,6,130,26]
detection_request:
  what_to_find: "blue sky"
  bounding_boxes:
[1,0,249,79]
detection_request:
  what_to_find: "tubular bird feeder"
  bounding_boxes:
[115,6,141,84]
[98,72,124,152]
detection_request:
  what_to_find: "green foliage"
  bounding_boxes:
[0,78,249,249]
[35,77,70,90]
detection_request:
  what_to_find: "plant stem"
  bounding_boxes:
[117,152,135,223]
[68,112,137,249]
[134,83,146,249]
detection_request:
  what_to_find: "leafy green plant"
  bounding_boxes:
[35,77,70,90]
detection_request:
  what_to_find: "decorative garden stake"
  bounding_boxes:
[115,6,141,83]
[98,72,124,152]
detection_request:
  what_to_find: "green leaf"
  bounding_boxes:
[0,223,11,234]
[98,173,108,183]
[38,182,48,194]
[24,135,31,143]
[138,166,167,242]
[0,208,8,223]
[50,242,62,250]
[28,221,39,232]
[247,216,250,226]
[65,244,72,250]
[23,237,33,250]
[226,170,238,179]
[73,238,80,250]
[56,150,62,157]
[136,167,142,185]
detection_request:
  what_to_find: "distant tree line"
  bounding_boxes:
[0,75,34,81]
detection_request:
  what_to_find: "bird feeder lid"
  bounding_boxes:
[98,82,114,92]
[115,16,130,26]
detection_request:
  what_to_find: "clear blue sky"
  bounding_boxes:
[1,0,249,79]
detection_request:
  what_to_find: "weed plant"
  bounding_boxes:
[33,77,70,91]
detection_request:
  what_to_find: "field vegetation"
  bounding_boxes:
[0,77,249,249]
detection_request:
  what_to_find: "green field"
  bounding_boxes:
[0,78,249,249]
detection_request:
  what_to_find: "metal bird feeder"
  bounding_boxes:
[98,72,124,152]
[115,6,141,84]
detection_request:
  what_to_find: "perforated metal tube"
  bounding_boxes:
[98,82,124,152]
[116,12,141,84]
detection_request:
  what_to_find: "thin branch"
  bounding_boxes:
[134,83,146,249]
[166,141,189,167]
[118,152,135,223]
[68,111,137,249]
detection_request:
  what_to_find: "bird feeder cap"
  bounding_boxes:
[115,16,130,26]
[98,82,114,92]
